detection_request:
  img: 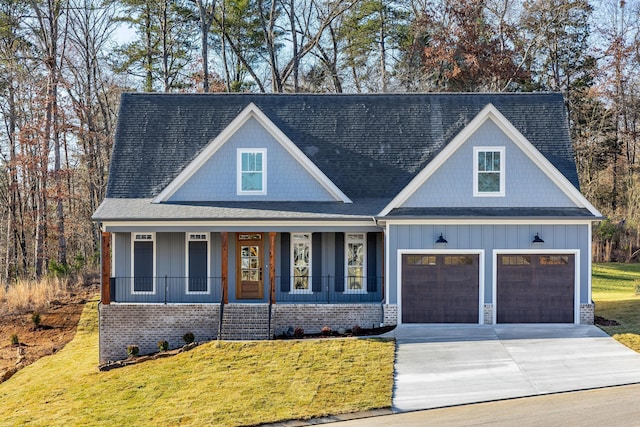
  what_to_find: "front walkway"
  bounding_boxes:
[384,324,640,412]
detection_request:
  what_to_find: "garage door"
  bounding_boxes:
[402,254,479,323]
[497,254,574,323]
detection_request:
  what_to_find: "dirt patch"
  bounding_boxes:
[0,284,98,383]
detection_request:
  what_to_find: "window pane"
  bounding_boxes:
[478,152,487,171]
[348,242,364,267]
[242,172,262,191]
[242,152,250,171]
[254,152,262,171]
[492,152,501,171]
[188,241,207,292]
[478,172,500,192]
[292,234,311,291]
[133,241,153,292]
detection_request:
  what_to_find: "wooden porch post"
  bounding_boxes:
[381,230,385,302]
[269,232,276,304]
[101,231,111,305]
[221,232,228,304]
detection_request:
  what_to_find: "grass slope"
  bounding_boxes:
[0,299,394,426]
[593,263,640,352]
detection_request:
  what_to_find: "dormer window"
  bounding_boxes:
[474,146,505,197]
[238,148,266,195]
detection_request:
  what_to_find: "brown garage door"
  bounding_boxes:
[402,254,479,323]
[497,254,574,323]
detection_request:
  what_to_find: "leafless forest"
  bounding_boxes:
[1,0,639,282]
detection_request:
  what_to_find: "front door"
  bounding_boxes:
[236,233,264,299]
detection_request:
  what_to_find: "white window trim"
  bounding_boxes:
[473,146,505,197]
[237,148,267,195]
[344,233,367,294]
[290,232,313,294]
[131,232,156,295]
[185,233,211,295]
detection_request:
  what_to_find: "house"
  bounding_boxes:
[93,93,602,362]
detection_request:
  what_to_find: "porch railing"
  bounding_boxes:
[109,276,223,304]
[108,275,383,304]
[274,276,384,304]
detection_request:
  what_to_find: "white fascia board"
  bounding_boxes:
[378,103,602,217]
[153,103,351,204]
[381,218,595,226]
[101,220,377,229]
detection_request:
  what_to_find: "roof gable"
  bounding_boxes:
[153,103,351,203]
[379,104,601,217]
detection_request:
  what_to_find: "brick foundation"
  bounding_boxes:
[483,304,493,324]
[99,304,219,363]
[580,303,595,325]
[383,304,398,326]
[100,303,399,362]
[271,304,397,336]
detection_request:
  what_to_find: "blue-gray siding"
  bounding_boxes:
[168,117,336,202]
[387,223,591,305]
[401,120,576,208]
[112,231,383,304]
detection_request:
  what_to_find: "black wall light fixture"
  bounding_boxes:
[532,233,544,244]
[436,233,448,244]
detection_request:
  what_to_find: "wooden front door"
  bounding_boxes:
[236,233,264,299]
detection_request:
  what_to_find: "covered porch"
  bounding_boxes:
[100,230,385,306]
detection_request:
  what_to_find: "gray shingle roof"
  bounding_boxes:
[93,198,388,221]
[106,93,579,202]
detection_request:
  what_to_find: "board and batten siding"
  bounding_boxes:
[167,117,336,202]
[401,120,577,208]
[387,223,591,305]
[111,232,223,303]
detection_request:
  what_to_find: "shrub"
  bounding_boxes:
[47,259,71,278]
[321,325,332,336]
[10,333,19,346]
[127,345,140,357]
[352,325,362,336]
[182,332,195,344]
[157,340,169,352]
[293,327,304,338]
[31,312,41,327]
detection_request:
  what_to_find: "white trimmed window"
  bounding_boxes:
[237,148,267,195]
[131,232,155,294]
[186,233,210,294]
[474,147,505,196]
[291,233,312,293]
[345,233,366,293]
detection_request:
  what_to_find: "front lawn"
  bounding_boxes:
[593,263,640,352]
[0,299,394,426]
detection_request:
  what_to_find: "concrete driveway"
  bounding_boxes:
[385,324,640,412]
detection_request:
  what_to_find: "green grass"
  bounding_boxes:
[593,263,640,352]
[0,299,394,426]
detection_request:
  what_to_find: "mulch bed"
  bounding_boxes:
[275,325,396,340]
[595,315,620,326]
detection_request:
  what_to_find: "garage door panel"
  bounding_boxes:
[497,254,574,323]
[402,254,479,323]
